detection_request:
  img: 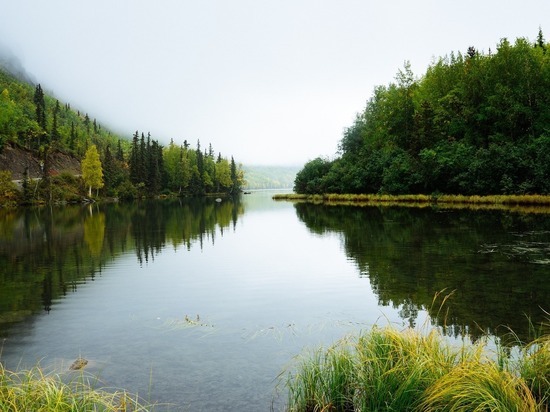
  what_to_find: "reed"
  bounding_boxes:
[284,325,549,411]
[0,363,153,411]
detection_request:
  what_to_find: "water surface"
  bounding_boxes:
[0,192,548,410]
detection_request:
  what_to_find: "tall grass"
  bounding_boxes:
[284,326,549,411]
[518,335,550,407]
[0,363,153,411]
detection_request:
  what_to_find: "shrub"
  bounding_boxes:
[0,170,21,207]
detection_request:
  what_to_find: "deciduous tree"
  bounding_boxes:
[82,144,104,197]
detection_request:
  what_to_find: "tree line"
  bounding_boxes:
[0,66,244,203]
[295,30,550,195]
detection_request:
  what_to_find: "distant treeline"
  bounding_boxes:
[242,165,299,189]
[295,31,550,195]
[0,66,244,202]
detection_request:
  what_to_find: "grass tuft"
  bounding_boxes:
[284,325,550,411]
[0,363,154,411]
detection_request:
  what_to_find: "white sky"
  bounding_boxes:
[1,1,549,165]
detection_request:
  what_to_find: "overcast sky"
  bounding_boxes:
[1,1,549,165]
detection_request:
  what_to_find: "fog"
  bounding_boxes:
[1,1,549,165]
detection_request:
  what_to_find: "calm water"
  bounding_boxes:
[0,192,549,411]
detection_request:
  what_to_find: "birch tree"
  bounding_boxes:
[82,144,104,197]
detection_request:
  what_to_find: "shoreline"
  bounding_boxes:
[272,193,550,214]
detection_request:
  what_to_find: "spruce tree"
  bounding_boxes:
[51,100,60,144]
[129,131,140,184]
[33,84,47,131]
[116,140,124,162]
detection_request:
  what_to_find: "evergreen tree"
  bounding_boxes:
[84,113,90,135]
[116,139,124,162]
[51,100,60,144]
[69,122,77,150]
[103,144,115,191]
[129,131,140,184]
[139,132,146,183]
[230,156,241,194]
[33,84,46,131]
[536,27,546,52]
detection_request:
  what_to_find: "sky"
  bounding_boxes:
[1,1,549,166]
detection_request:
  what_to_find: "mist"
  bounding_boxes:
[0,41,36,85]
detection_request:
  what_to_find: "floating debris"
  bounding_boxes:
[161,314,214,331]
[478,234,550,263]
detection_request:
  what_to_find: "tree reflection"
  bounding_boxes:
[294,203,550,343]
[84,205,105,257]
[0,198,244,335]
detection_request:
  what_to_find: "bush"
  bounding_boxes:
[0,170,21,207]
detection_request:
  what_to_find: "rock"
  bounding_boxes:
[69,357,88,370]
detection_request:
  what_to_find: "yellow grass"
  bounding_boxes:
[272,193,550,213]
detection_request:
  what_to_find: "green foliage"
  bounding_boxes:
[81,144,104,197]
[0,171,20,207]
[0,64,245,202]
[295,31,550,195]
[294,157,333,194]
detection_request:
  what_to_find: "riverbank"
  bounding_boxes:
[273,193,550,213]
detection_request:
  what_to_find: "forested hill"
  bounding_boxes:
[242,165,299,189]
[295,31,550,196]
[0,64,244,202]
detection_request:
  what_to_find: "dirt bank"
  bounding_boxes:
[0,144,81,180]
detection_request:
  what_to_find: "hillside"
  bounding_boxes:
[0,143,81,180]
[0,62,245,203]
[0,66,126,159]
[242,165,299,190]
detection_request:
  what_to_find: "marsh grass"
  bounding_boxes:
[0,363,153,411]
[272,193,550,213]
[284,326,550,411]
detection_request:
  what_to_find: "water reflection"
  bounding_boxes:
[294,203,550,343]
[0,198,243,336]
